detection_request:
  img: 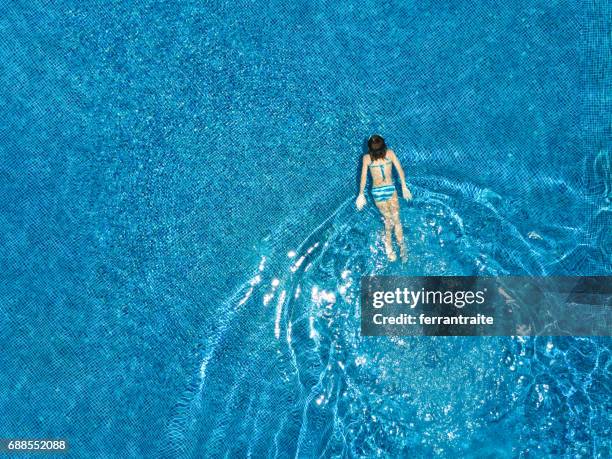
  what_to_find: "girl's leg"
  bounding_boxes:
[389,195,408,261]
[375,197,397,261]
[383,215,396,261]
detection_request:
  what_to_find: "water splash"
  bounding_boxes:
[162,177,609,457]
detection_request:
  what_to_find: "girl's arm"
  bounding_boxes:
[356,154,370,210]
[359,154,369,196]
[389,150,413,200]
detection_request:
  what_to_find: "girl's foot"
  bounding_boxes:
[386,242,397,261]
[400,245,408,263]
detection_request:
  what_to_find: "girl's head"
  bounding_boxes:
[368,134,387,161]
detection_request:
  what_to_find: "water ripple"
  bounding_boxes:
[163,176,610,457]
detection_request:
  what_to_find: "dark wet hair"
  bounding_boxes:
[368,134,387,161]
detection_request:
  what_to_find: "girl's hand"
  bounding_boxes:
[356,193,367,210]
[402,186,413,201]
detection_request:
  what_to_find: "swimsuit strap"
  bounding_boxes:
[369,159,392,181]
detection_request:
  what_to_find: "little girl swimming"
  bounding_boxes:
[356,135,413,262]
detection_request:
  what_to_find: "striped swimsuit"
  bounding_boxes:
[369,159,396,202]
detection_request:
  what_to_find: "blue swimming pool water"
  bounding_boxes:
[1,0,610,457]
